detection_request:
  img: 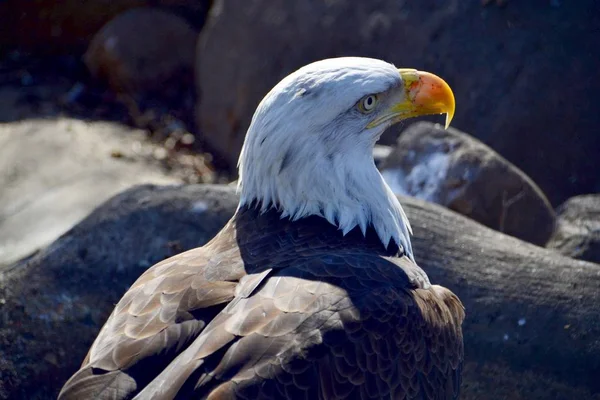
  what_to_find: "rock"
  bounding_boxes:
[372,144,393,169]
[84,8,197,100]
[1,184,599,399]
[380,122,555,246]
[0,118,181,266]
[0,1,210,56]
[546,195,600,263]
[0,184,237,400]
[407,195,600,400]
[195,0,600,203]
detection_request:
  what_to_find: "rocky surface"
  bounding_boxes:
[84,8,197,100]
[380,122,555,246]
[1,184,599,399]
[0,118,184,266]
[547,195,600,264]
[0,1,210,56]
[196,0,600,202]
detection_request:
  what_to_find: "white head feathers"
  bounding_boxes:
[237,57,414,260]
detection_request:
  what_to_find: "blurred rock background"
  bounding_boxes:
[0,0,599,399]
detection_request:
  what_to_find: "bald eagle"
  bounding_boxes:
[59,57,464,399]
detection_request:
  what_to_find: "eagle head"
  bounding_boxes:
[237,57,455,260]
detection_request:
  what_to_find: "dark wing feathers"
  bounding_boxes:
[190,260,462,399]
[59,212,464,400]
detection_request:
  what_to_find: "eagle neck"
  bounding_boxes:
[233,204,404,259]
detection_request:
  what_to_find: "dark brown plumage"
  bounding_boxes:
[59,205,464,400]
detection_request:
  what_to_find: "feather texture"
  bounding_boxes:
[59,206,464,400]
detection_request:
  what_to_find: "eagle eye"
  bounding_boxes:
[357,94,378,114]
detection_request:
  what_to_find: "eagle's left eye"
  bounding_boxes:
[357,94,378,113]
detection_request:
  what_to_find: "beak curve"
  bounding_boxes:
[367,69,455,129]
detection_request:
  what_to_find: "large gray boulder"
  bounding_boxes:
[381,122,555,246]
[546,195,600,264]
[0,118,180,266]
[84,8,197,100]
[196,0,600,203]
[1,184,599,399]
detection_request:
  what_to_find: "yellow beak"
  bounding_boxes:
[367,69,455,129]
